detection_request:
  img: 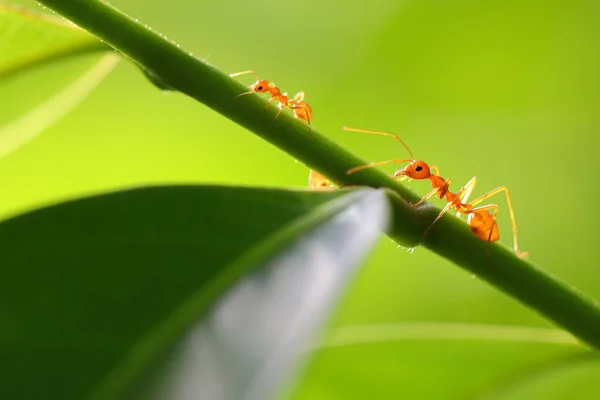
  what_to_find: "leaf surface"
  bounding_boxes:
[0,185,389,400]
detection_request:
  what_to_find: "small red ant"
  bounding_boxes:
[344,126,528,258]
[308,169,333,190]
[229,70,312,125]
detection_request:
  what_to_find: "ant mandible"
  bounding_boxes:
[229,70,312,125]
[344,126,529,258]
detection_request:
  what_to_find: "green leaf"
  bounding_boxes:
[0,2,109,80]
[0,2,117,160]
[287,322,586,399]
[478,353,600,400]
[0,53,118,160]
[0,185,390,400]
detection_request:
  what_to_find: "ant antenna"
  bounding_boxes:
[343,126,415,160]
[229,70,260,80]
[347,158,413,175]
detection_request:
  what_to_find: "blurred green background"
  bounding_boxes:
[2,0,600,398]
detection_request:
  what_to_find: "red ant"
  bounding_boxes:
[344,126,529,258]
[229,70,312,125]
[308,169,334,190]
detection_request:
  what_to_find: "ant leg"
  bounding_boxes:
[303,105,312,126]
[229,70,260,80]
[264,97,274,111]
[428,165,463,206]
[291,91,305,102]
[343,126,415,160]
[459,177,478,203]
[468,186,528,258]
[347,158,414,175]
[455,176,478,218]
[420,177,472,234]
[412,178,452,207]
[415,176,472,209]
[273,103,285,121]
[411,186,442,207]
[423,201,457,237]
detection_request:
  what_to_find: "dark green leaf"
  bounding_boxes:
[0,185,389,400]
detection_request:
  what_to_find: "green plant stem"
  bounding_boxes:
[38,0,600,349]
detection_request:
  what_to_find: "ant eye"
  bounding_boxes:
[257,86,263,90]
[415,166,423,172]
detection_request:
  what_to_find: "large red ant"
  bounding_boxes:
[344,126,528,257]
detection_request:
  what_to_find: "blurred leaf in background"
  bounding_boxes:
[0,2,115,158]
[2,0,600,399]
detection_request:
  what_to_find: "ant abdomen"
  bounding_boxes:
[293,102,312,122]
[468,210,499,242]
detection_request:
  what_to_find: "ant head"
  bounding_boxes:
[251,80,270,93]
[394,160,431,180]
